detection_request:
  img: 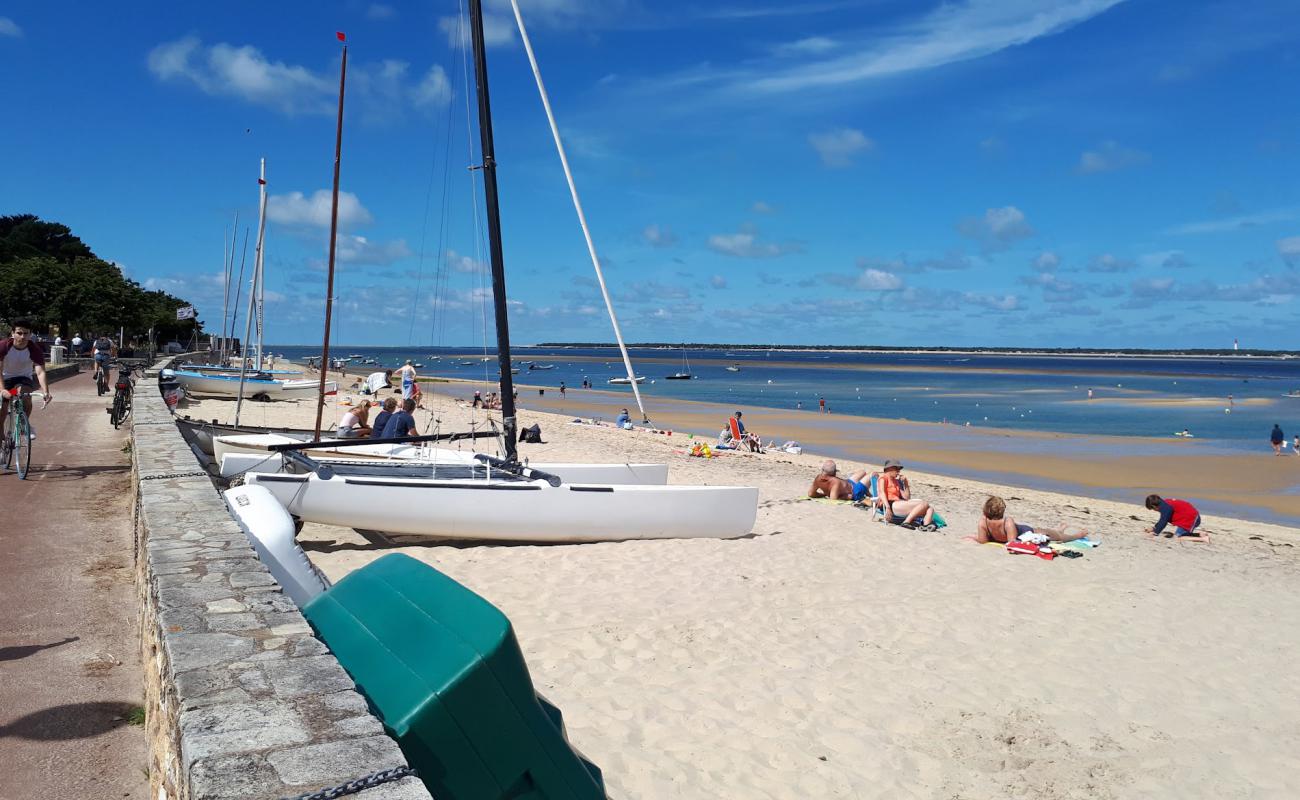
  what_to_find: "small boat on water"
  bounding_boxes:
[528,363,555,370]
[608,376,646,385]
[665,349,692,380]
[457,360,476,366]
[725,364,741,373]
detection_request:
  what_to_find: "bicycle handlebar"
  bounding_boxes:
[1,387,51,408]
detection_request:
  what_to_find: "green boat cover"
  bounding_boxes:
[303,553,606,799]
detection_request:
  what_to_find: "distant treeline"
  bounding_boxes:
[537,343,1299,357]
[0,214,198,340]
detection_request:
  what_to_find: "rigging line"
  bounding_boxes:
[408,60,453,347]
[228,227,251,349]
[429,56,460,352]
[508,0,650,421]
[455,0,493,386]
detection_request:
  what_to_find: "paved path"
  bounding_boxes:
[0,369,146,800]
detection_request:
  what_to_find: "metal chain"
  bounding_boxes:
[280,766,418,800]
[139,470,210,481]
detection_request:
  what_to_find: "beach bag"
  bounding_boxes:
[518,423,543,443]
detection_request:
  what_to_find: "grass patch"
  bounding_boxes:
[126,706,146,726]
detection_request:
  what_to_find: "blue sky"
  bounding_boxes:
[3,1,1299,348]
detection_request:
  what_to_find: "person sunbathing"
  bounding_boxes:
[973,496,1091,544]
[878,460,933,527]
[808,459,870,501]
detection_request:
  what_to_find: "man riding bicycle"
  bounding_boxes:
[92,333,117,387]
[1,320,54,436]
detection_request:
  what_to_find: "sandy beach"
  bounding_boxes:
[186,369,1300,799]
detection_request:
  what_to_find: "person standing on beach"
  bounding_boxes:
[1144,495,1207,541]
[559,381,566,398]
[397,360,418,401]
[819,396,826,413]
[1087,387,1094,400]
[1270,424,1285,456]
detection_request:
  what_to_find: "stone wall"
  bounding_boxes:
[132,376,431,800]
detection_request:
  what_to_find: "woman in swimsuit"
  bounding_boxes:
[973,496,1091,544]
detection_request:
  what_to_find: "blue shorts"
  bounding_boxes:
[1174,515,1202,537]
[848,479,868,502]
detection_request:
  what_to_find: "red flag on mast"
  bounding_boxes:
[336,31,346,42]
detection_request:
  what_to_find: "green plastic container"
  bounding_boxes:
[303,553,606,799]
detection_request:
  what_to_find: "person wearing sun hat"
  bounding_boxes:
[879,459,934,528]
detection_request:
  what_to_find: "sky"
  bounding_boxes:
[3,1,1299,349]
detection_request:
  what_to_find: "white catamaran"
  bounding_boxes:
[243,2,758,543]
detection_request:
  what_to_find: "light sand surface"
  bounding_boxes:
[187,371,1300,799]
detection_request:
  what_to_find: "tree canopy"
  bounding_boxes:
[0,214,200,341]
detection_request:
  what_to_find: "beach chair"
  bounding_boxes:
[728,417,763,453]
[863,472,943,531]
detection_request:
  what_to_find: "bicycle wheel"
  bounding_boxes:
[14,411,31,479]
[96,371,106,396]
[111,394,124,429]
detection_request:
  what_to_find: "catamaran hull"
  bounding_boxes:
[170,370,335,399]
[213,432,670,484]
[244,472,757,542]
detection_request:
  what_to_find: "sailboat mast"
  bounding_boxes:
[253,159,268,369]
[313,39,348,441]
[469,0,519,462]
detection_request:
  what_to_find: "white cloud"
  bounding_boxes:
[412,65,451,108]
[147,36,450,118]
[707,0,1127,95]
[336,235,411,266]
[446,249,487,273]
[1033,251,1060,271]
[367,4,396,20]
[773,36,838,56]
[809,128,873,168]
[857,268,903,291]
[1131,277,1174,292]
[642,224,677,247]
[707,230,800,258]
[964,292,1020,310]
[1139,250,1191,269]
[1077,140,1150,174]
[1088,253,1135,273]
[1164,207,1299,235]
[1278,236,1300,264]
[710,274,727,289]
[959,205,1033,250]
[268,190,373,229]
[438,11,516,48]
[752,201,775,214]
[0,17,21,37]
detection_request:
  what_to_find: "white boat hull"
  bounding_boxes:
[216,433,669,485]
[170,370,335,399]
[223,484,331,607]
[244,470,756,542]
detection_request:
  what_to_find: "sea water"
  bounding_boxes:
[270,345,1300,452]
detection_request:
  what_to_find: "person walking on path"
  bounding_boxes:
[1271,424,1285,456]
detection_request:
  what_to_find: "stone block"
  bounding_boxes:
[263,655,356,698]
[168,633,256,672]
[180,700,310,762]
[266,735,406,786]
[189,753,283,800]
[230,571,278,589]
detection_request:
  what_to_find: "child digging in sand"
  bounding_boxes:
[972,496,1093,544]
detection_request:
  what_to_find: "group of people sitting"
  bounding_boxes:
[809,458,1207,542]
[335,397,418,439]
[718,411,764,452]
[472,390,504,410]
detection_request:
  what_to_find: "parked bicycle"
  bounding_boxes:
[109,362,140,429]
[1,386,48,479]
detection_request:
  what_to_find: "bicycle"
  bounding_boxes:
[1,386,48,479]
[94,359,110,395]
[109,362,139,429]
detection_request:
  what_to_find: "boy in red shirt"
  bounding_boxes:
[1144,494,1208,542]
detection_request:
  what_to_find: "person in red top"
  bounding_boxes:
[878,459,934,528]
[1144,494,1208,542]
[0,320,53,438]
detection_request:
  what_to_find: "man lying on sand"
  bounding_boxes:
[972,495,1092,544]
[808,459,870,501]
[1144,494,1209,542]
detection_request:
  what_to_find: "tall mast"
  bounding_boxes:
[314,37,348,441]
[253,159,268,368]
[221,213,239,362]
[469,0,518,462]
